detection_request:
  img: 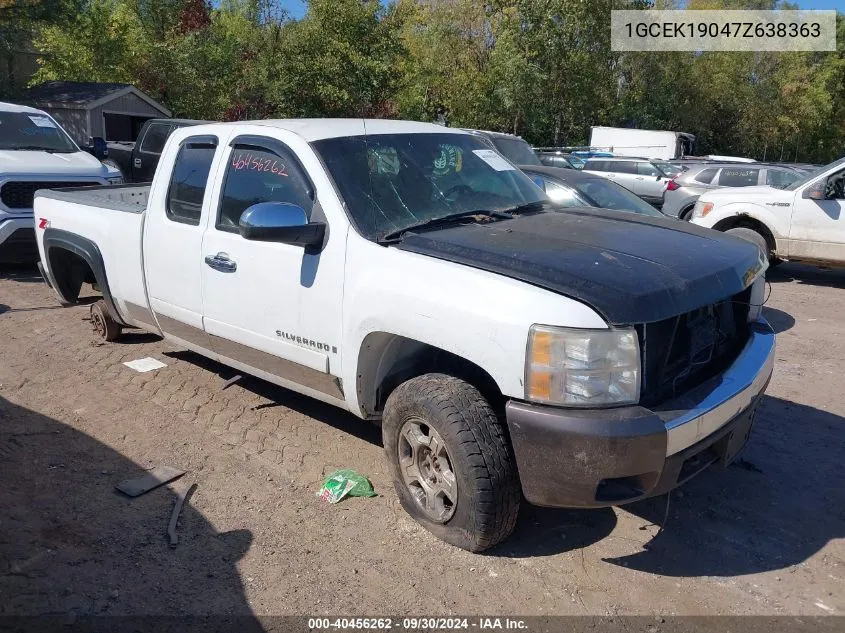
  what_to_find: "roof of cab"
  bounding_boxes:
[182,118,467,142]
[0,101,48,115]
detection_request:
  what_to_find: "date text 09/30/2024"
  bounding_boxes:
[307,618,528,630]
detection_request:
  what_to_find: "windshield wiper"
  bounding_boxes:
[378,209,514,243]
[10,145,65,153]
[503,199,553,215]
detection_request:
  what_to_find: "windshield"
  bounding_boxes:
[652,160,682,177]
[573,177,663,217]
[313,133,547,239]
[0,111,78,152]
[491,136,541,166]
[784,156,845,191]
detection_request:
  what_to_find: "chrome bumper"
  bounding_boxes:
[658,319,776,456]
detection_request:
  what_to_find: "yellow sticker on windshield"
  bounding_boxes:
[434,145,463,176]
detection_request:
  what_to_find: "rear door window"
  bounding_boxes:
[613,161,638,174]
[585,160,607,171]
[717,167,759,187]
[166,138,218,225]
[140,123,174,155]
[694,168,719,184]
[637,162,660,177]
[765,169,801,188]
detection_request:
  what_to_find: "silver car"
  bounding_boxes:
[582,157,682,206]
[663,163,805,219]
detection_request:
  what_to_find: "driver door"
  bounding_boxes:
[199,133,347,400]
[789,169,845,261]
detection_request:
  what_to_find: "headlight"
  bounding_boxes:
[525,325,641,407]
[692,201,713,219]
[107,176,124,185]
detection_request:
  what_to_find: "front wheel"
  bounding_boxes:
[382,373,521,552]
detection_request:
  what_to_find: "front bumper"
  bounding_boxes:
[506,319,775,508]
[0,218,37,263]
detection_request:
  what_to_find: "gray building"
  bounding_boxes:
[26,81,171,145]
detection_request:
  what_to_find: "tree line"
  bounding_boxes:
[2,0,843,162]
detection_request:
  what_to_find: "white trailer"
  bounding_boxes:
[589,126,695,160]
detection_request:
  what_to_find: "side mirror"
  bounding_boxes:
[239,202,325,247]
[656,175,662,181]
[529,175,546,191]
[802,182,827,200]
[91,137,108,160]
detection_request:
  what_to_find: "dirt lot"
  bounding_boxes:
[1,262,843,619]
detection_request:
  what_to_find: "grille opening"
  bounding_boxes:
[0,181,96,209]
[638,287,752,407]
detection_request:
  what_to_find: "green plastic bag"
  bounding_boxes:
[317,469,377,504]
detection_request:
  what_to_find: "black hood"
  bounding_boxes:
[396,208,764,325]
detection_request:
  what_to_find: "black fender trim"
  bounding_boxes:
[42,228,127,326]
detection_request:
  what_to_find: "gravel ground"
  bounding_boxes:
[0,262,843,619]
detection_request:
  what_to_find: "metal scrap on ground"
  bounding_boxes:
[115,465,185,497]
[168,482,198,547]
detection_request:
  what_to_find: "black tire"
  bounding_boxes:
[382,373,520,552]
[90,300,121,342]
[679,206,695,221]
[726,227,770,261]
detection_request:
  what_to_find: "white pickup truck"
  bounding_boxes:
[0,101,123,262]
[691,156,845,267]
[35,119,775,552]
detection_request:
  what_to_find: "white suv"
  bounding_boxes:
[582,157,681,206]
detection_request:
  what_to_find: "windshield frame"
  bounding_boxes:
[784,156,845,191]
[0,110,79,153]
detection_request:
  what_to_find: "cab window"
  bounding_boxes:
[140,123,174,154]
[217,142,315,232]
[166,138,217,225]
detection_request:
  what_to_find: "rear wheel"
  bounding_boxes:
[90,300,122,342]
[726,227,770,262]
[382,373,520,552]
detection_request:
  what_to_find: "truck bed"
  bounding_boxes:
[37,184,149,213]
[34,185,150,328]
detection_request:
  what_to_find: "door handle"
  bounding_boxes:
[204,253,237,273]
[133,158,142,168]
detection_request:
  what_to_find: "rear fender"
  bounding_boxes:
[42,228,127,325]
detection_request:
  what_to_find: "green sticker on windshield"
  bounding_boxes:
[433,145,463,176]
[368,147,400,176]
